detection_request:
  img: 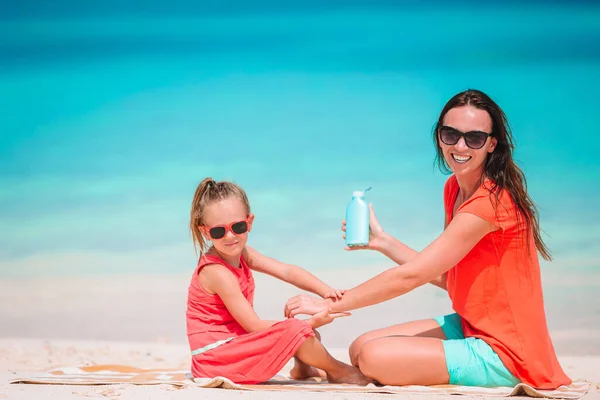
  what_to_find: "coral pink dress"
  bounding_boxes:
[186,253,315,384]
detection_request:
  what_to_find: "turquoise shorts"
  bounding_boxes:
[434,313,520,388]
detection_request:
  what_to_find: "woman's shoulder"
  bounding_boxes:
[443,174,458,196]
[443,174,459,208]
[444,174,458,191]
[478,179,515,207]
[460,179,518,230]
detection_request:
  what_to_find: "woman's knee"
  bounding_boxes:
[348,339,361,366]
[356,339,385,379]
[357,336,450,386]
[349,333,374,366]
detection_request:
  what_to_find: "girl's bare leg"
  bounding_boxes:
[290,330,326,380]
[294,336,371,385]
[357,336,449,386]
[349,318,446,366]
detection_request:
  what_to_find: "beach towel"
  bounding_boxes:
[9,364,591,398]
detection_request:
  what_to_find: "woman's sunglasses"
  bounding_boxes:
[439,126,493,150]
[202,218,250,240]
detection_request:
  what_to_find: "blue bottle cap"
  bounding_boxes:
[352,191,364,197]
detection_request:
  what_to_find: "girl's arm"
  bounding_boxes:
[243,246,337,298]
[200,264,348,331]
[286,212,495,316]
[200,264,277,332]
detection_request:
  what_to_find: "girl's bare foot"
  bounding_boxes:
[290,357,326,380]
[326,362,372,386]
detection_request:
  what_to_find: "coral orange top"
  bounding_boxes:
[444,174,571,389]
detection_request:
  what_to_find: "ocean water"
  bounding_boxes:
[1,2,599,283]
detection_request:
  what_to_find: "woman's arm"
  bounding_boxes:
[345,203,447,290]
[243,246,337,298]
[286,212,494,316]
[375,233,447,290]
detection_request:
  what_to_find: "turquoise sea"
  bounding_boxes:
[1,2,599,282]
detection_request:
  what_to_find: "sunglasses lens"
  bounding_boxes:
[465,132,487,149]
[209,227,226,239]
[440,128,460,145]
[441,127,489,149]
[231,221,248,234]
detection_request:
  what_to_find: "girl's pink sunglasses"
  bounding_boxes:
[202,217,250,240]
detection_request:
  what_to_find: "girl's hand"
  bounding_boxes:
[341,203,387,251]
[307,309,351,329]
[322,289,346,300]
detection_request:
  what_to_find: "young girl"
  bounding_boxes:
[185,177,370,385]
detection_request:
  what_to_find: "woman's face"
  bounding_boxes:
[438,105,497,178]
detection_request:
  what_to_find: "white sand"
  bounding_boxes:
[1,267,599,399]
[1,339,599,399]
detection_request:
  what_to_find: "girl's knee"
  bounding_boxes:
[313,329,321,341]
[278,318,317,340]
[282,317,311,330]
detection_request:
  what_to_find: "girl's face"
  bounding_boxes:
[201,197,254,260]
[438,105,497,178]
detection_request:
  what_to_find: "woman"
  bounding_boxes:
[284,89,571,389]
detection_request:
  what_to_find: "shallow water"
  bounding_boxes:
[1,3,599,281]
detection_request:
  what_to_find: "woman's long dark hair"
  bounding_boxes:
[433,89,551,261]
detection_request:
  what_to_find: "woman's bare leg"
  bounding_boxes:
[294,336,371,385]
[349,318,445,366]
[358,336,449,386]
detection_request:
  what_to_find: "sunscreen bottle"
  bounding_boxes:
[345,187,371,247]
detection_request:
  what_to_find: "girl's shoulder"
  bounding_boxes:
[194,253,224,274]
[196,252,253,280]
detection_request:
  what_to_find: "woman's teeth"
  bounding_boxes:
[452,154,471,163]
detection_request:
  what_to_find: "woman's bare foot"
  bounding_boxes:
[326,362,372,386]
[290,357,326,380]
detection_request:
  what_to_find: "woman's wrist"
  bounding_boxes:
[372,232,393,254]
[325,297,340,313]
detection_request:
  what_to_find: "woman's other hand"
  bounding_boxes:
[342,203,387,251]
